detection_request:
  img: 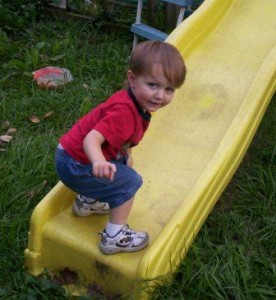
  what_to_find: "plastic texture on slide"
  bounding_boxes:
[25,0,276,298]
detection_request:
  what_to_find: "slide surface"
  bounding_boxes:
[25,0,276,297]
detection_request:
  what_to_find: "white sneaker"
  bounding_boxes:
[72,195,110,217]
[99,224,149,254]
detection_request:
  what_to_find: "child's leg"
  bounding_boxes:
[55,147,149,253]
[104,197,134,237]
[109,197,134,224]
[55,146,109,216]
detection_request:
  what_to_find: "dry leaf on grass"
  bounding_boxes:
[44,111,54,118]
[0,135,13,143]
[0,122,17,151]
[29,115,41,123]
[6,128,17,135]
[29,112,54,123]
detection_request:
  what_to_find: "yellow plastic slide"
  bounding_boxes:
[25,0,276,297]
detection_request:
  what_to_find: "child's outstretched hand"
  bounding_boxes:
[92,161,117,181]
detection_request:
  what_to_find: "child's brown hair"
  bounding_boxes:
[129,40,186,88]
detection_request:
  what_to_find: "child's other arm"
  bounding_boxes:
[83,130,117,181]
[127,148,133,168]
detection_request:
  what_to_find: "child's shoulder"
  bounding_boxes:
[106,89,132,107]
[108,89,128,101]
[104,89,137,116]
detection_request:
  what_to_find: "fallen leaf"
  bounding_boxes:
[29,115,41,123]
[44,111,54,118]
[0,135,12,143]
[6,128,17,135]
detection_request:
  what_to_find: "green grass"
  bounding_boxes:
[0,15,275,299]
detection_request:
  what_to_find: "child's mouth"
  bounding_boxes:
[148,101,161,108]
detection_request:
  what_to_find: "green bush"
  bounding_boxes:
[0,0,48,35]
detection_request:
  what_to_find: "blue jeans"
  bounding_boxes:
[55,146,143,209]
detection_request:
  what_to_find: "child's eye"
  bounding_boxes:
[147,82,157,88]
[165,87,175,93]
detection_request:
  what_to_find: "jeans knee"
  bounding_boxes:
[128,168,143,186]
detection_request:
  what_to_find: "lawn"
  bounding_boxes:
[0,8,275,300]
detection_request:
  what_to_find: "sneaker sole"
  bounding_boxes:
[99,235,149,255]
[72,203,110,217]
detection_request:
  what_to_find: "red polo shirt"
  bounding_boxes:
[59,89,151,164]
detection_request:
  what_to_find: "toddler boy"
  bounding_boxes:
[55,40,186,254]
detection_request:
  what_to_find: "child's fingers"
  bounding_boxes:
[92,164,104,177]
[109,163,117,181]
[109,171,115,182]
[102,163,116,180]
[92,166,100,177]
[110,163,117,173]
[92,162,116,181]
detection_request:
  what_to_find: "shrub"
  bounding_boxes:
[0,0,48,35]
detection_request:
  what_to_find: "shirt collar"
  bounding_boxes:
[127,88,151,121]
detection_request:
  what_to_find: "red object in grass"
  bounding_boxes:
[33,66,73,88]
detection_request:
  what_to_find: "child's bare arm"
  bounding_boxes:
[83,130,117,181]
[127,148,133,167]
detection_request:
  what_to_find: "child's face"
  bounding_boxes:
[127,64,175,113]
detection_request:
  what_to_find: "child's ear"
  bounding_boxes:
[127,70,136,89]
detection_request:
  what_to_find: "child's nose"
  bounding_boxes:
[155,89,164,99]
